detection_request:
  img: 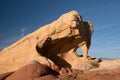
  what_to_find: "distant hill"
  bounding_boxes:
[101,57,120,60]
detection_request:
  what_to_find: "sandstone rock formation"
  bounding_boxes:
[0,10,94,74]
[1,61,120,80]
[5,62,55,80]
[0,10,120,80]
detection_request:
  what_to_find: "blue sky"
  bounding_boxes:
[0,0,120,58]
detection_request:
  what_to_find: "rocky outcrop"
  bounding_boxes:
[5,62,56,80]
[0,10,94,74]
[0,10,120,80]
[0,61,120,80]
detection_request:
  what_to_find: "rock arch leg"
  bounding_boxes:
[80,42,89,60]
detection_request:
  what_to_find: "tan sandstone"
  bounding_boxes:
[0,10,94,74]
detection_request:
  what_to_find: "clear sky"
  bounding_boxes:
[0,0,120,58]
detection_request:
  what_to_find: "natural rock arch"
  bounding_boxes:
[0,10,94,74]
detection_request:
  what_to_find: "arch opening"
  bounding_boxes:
[76,48,83,57]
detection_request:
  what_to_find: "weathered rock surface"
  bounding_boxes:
[5,62,52,80]
[0,60,120,80]
[0,10,120,80]
[0,10,94,74]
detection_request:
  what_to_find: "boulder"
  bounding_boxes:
[5,62,52,80]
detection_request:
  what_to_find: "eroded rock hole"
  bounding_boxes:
[76,48,83,57]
